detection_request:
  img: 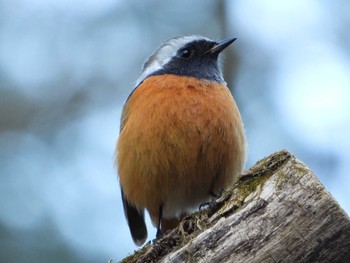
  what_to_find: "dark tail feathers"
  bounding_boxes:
[121,189,147,246]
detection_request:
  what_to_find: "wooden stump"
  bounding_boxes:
[119,150,350,263]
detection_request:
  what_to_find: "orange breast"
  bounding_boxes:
[117,74,246,220]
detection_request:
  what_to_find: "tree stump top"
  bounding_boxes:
[119,150,350,263]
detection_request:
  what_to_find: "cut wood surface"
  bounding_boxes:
[119,150,350,263]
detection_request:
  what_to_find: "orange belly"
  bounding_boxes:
[117,75,246,222]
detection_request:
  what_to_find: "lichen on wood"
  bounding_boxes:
[119,150,350,263]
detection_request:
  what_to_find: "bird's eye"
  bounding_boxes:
[178,48,194,59]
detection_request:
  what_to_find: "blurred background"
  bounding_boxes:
[1,0,349,262]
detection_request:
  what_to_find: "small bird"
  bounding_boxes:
[116,35,247,246]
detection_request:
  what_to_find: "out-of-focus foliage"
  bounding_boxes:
[0,0,349,262]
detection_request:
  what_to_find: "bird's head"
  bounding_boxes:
[135,35,236,87]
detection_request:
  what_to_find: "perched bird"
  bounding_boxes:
[116,35,247,246]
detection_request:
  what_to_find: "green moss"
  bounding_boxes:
[293,165,310,177]
[237,173,270,200]
[232,150,292,202]
[275,171,288,190]
[118,150,294,263]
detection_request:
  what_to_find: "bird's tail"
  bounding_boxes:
[121,189,147,246]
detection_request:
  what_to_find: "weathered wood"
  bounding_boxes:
[120,150,350,263]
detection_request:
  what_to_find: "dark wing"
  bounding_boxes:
[119,81,143,132]
[119,81,147,246]
[121,189,147,246]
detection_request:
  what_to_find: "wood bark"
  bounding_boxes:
[120,150,350,263]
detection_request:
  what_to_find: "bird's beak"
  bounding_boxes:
[208,37,237,55]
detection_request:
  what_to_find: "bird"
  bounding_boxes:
[116,35,247,246]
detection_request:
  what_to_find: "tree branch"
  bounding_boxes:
[120,150,350,263]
